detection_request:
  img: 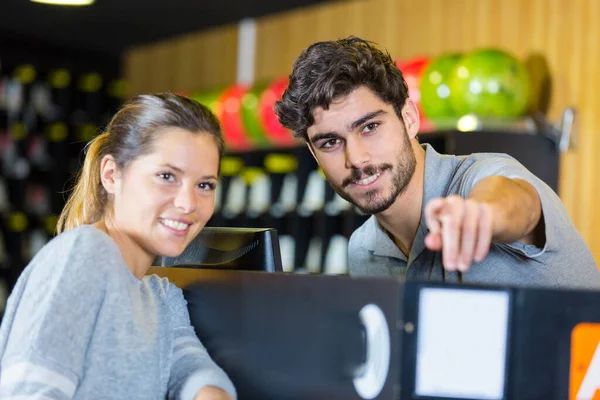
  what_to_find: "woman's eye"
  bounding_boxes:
[198,182,216,191]
[159,173,175,181]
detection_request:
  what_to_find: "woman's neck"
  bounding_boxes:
[93,218,154,280]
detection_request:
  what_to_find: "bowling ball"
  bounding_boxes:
[258,77,296,147]
[218,85,253,151]
[420,53,462,119]
[191,89,224,115]
[241,82,270,147]
[396,57,430,121]
[448,49,530,118]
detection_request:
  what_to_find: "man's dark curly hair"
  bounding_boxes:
[275,36,410,142]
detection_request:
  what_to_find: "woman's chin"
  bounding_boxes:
[157,245,188,260]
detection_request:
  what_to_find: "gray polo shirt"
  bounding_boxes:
[348,144,600,289]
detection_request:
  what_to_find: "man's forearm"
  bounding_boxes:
[468,176,542,244]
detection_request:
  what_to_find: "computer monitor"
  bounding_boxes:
[153,227,283,272]
[174,269,402,400]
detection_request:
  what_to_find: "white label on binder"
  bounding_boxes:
[415,288,509,399]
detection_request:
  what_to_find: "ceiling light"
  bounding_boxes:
[30,0,95,6]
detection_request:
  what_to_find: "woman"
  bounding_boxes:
[0,93,236,399]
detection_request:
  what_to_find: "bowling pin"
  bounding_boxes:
[279,234,296,273]
[222,175,247,219]
[31,81,57,121]
[298,169,325,217]
[271,173,298,218]
[304,236,323,274]
[28,228,48,260]
[324,192,352,216]
[6,77,24,122]
[324,234,349,275]
[247,172,271,218]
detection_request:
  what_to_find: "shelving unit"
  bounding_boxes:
[0,60,124,315]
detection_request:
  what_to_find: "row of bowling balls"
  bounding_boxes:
[188,48,530,151]
[187,78,297,151]
[398,48,531,122]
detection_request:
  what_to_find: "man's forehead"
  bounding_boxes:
[310,104,333,125]
[308,107,342,138]
[311,96,358,128]
[310,91,388,134]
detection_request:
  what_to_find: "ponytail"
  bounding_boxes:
[56,132,110,234]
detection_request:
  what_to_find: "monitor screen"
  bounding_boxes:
[154,227,283,272]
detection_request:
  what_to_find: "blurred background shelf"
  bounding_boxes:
[208,113,571,274]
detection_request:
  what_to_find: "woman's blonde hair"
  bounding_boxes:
[56,93,224,234]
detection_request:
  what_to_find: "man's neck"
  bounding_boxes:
[376,142,426,257]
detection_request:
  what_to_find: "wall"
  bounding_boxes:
[125,25,238,95]
[124,0,600,261]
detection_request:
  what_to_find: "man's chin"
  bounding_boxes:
[351,195,395,215]
[336,187,394,215]
[356,202,393,215]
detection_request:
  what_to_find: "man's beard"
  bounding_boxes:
[330,134,417,215]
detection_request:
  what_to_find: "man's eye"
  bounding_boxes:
[363,122,379,133]
[322,138,340,148]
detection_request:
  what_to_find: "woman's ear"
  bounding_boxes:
[100,155,120,194]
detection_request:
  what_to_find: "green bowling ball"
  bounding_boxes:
[191,89,223,115]
[420,53,462,119]
[448,49,530,118]
[241,83,270,147]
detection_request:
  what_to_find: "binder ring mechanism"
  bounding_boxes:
[353,303,391,399]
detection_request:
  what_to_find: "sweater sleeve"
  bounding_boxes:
[165,283,236,400]
[0,227,112,398]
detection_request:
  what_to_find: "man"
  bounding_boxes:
[275,37,600,288]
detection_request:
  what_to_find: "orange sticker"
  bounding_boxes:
[570,323,600,400]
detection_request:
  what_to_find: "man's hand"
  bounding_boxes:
[424,195,495,272]
[194,386,234,400]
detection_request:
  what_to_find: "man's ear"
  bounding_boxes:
[402,99,421,139]
[99,154,120,194]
